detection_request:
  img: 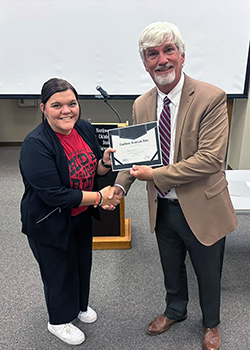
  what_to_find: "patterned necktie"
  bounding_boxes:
[159,96,171,166]
[155,96,171,197]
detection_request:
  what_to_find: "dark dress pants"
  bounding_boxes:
[28,208,93,324]
[155,198,225,329]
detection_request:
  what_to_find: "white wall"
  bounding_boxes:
[1,0,249,96]
[227,80,250,169]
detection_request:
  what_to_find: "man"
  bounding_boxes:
[109,22,238,350]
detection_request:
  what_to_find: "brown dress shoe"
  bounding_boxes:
[202,327,221,350]
[146,314,187,335]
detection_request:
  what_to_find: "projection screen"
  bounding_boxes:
[0,0,249,98]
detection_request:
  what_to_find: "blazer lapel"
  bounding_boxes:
[146,88,157,122]
[174,75,194,162]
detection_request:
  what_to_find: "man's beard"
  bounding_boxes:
[154,70,176,86]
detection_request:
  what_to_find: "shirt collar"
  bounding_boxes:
[157,72,184,106]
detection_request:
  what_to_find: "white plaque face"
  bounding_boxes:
[108,121,162,171]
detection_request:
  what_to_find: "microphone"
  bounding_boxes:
[96,85,110,99]
[95,85,122,123]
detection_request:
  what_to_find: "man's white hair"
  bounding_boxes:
[138,21,185,62]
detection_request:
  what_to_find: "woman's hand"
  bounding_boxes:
[102,147,115,165]
[97,148,116,175]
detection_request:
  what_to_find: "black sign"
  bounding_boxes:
[94,123,118,153]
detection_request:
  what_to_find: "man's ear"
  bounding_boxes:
[181,53,185,65]
[144,61,149,73]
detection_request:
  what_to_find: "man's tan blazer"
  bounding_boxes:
[115,74,238,246]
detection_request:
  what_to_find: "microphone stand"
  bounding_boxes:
[102,97,122,123]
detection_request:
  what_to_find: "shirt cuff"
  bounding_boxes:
[115,184,126,196]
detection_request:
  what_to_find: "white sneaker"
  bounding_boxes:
[78,306,97,323]
[48,322,85,345]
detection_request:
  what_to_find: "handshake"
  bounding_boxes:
[96,164,153,210]
[98,185,124,211]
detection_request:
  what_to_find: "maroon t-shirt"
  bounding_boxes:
[56,128,98,215]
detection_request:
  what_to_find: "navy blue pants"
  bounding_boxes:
[155,198,225,329]
[28,209,93,324]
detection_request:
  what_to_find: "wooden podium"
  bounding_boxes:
[92,197,131,250]
[91,123,131,250]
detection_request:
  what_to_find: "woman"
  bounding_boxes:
[19,78,121,345]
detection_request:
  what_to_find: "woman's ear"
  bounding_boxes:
[40,103,44,113]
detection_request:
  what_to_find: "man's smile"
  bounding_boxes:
[155,65,173,73]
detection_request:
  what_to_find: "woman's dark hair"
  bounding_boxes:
[41,78,81,121]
